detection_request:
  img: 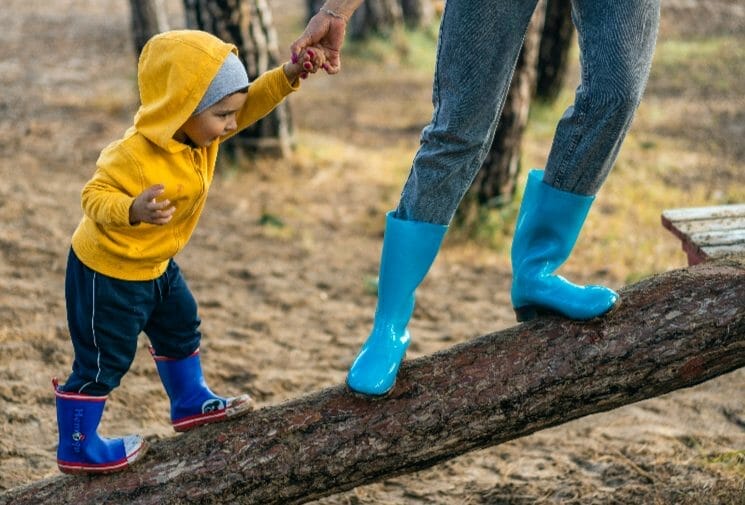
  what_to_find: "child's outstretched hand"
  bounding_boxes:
[129,184,176,225]
[284,46,327,84]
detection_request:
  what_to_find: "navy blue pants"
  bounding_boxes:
[61,249,202,396]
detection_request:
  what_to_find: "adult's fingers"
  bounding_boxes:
[290,14,333,58]
[324,53,341,74]
[290,32,317,61]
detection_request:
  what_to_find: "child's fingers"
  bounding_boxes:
[306,48,326,68]
[156,206,176,218]
[294,46,327,77]
[303,61,323,74]
[147,207,175,225]
[148,198,172,210]
[149,217,172,225]
[301,47,325,65]
[142,184,165,200]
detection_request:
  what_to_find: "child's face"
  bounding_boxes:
[175,91,248,147]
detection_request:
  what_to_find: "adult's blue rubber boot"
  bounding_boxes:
[511,169,619,322]
[347,211,447,396]
[150,348,253,432]
[54,378,146,474]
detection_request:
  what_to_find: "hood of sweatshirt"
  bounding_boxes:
[133,30,237,153]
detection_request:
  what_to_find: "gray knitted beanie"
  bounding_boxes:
[193,52,249,115]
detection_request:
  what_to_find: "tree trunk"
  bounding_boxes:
[455,2,546,227]
[535,0,574,103]
[306,0,324,22]
[183,0,293,158]
[307,0,433,30]
[129,0,170,57]
[348,0,403,39]
[5,259,745,505]
[400,0,435,28]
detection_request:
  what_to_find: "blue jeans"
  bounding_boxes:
[395,0,660,225]
[61,249,202,396]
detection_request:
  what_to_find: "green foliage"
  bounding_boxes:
[449,198,522,253]
[650,36,743,96]
[527,90,574,141]
[705,450,745,476]
[345,25,438,72]
[362,275,379,296]
[259,212,285,228]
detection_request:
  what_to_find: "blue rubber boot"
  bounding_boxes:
[511,169,619,322]
[54,378,146,474]
[151,348,253,432]
[347,212,447,396]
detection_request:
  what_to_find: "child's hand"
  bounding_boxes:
[129,184,175,225]
[283,46,327,83]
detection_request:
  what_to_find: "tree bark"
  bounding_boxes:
[535,0,574,103]
[5,259,745,505]
[129,0,170,57]
[455,1,546,227]
[348,0,403,39]
[306,0,433,30]
[399,0,435,28]
[183,0,293,158]
[306,0,324,23]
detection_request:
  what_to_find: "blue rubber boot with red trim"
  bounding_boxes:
[150,348,253,432]
[54,378,147,474]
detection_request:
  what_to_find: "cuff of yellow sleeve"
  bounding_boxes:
[110,196,136,227]
[272,65,301,94]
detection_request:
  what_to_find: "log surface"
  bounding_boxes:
[3,259,745,505]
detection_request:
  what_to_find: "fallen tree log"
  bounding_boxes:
[4,259,744,505]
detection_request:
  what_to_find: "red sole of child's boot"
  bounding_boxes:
[58,440,149,475]
[173,395,254,432]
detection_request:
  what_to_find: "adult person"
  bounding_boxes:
[292,0,660,396]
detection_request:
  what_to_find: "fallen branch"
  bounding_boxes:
[4,259,744,505]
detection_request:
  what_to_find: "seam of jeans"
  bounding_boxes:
[78,272,102,395]
[553,2,588,191]
[430,0,449,127]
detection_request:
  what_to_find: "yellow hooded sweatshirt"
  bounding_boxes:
[71,30,298,281]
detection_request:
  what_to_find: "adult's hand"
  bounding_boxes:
[290,10,349,75]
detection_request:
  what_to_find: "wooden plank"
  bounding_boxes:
[670,216,745,235]
[661,204,745,265]
[661,203,745,222]
[689,229,745,247]
[702,243,745,259]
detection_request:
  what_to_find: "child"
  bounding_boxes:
[54,30,325,475]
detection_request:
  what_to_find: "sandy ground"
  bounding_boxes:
[0,0,743,503]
